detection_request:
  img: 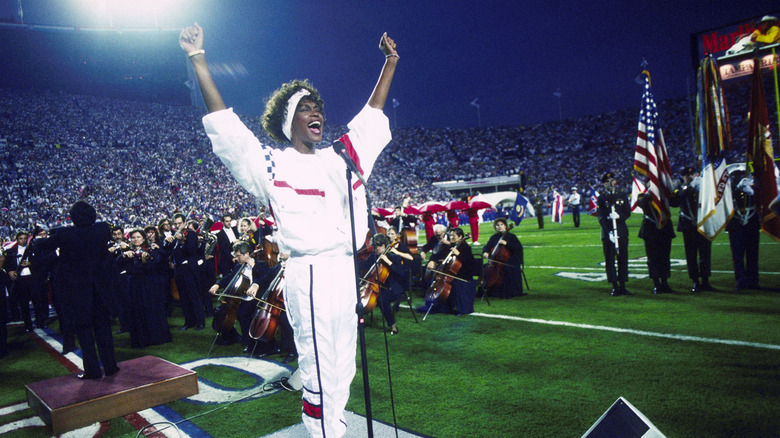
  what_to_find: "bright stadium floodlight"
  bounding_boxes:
[76,0,186,29]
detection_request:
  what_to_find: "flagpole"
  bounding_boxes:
[773,48,779,135]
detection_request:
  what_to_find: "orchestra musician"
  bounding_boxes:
[420,228,480,315]
[170,218,205,330]
[482,218,525,298]
[116,229,172,348]
[0,247,8,358]
[209,241,273,356]
[216,213,239,276]
[6,230,34,331]
[359,233,409,335]
[181,21,398,436]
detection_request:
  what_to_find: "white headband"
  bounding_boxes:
[282,89,311,141]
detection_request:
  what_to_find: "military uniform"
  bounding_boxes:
[727,176,760,290]
[597,173,631,295]
[669,169,713,292]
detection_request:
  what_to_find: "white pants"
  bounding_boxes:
[285,255,358,438]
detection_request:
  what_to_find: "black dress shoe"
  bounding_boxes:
[620,288,631,296]
[77,373,102,380]
[691,282,701,293]
[701,281,716,292]
[195,324,205,331]
[663,285,677,294]
[652,287,662,295]
[610,288,621,296]
[104,366,120,377]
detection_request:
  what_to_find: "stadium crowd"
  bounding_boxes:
[0,72,777,240]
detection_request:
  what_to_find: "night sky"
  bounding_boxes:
[3,0,778,128]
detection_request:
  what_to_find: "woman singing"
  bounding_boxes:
[180,22,398,437]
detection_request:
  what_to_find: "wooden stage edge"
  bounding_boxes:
[25,355,199,436]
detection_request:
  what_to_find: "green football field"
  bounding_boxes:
[1,213,778,437]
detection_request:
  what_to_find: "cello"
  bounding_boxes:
[248,262,286,341]
[212,263,251,335]
[425,232,471,306]
[358,240,397,313]
[481,223,514,290]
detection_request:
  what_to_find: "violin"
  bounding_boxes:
[425,233,470,305]
[482,223,514,290]
[212,263,251,335]
[249,262,286,341]
[359,240,397,313]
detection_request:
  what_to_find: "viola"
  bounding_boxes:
[212,263,251,335]
[249,263,286,341]
[359,240,397,313]
[482,223,514,289]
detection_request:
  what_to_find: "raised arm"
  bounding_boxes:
[367,33,399,110]
[179,23,227,113]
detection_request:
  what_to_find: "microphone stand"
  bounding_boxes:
[344,167,375,438]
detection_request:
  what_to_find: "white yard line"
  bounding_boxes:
[471,312,780,350]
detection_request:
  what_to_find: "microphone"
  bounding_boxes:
[333,140,368,187]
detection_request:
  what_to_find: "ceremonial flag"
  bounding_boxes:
[551,190,564,224]
[508,193,529,225]
[630,177,646,213]
[633,73,674,229]
[696,56,733,240]
[746,57,780,241]
[588,188,599,217]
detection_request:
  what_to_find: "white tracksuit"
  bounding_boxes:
[204,105,391,437]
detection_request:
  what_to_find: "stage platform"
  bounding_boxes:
[264,410,432,438]
[25,355,198,436]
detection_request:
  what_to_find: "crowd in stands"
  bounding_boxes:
[0,72,777,240]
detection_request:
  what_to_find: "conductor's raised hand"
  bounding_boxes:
[179,22,204,54]
[379,32,398,58]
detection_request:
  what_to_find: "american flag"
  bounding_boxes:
[633,74,673,229]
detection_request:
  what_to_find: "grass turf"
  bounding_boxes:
[1,213,778,437]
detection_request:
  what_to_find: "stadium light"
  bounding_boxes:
[75,0,186,29]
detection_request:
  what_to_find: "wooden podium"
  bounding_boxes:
[25,355,198,435]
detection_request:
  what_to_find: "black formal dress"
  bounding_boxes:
[116,248,172,348]
[423,240,480,315]
[482,231,525,297]
[359,251,409,327]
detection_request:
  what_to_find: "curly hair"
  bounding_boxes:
[261,79,324,143]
